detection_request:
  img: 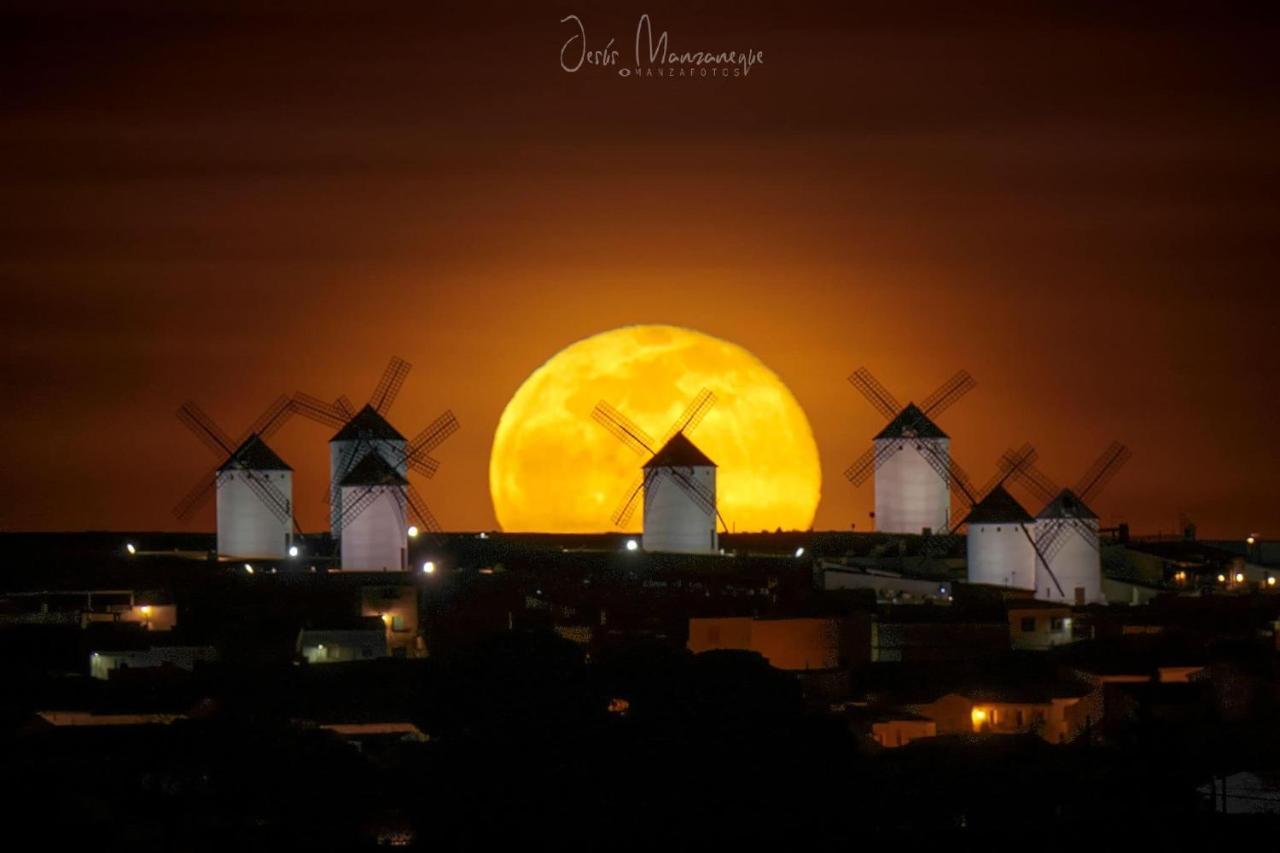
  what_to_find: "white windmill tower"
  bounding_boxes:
[334,452,411,571]
[959,445,1046,592]
[903,443,1059,595]
[172,397,297,559]
[1004,442,1132,605]
[592,389,722,555]
[844,368,977,535]
[292,356,459,543]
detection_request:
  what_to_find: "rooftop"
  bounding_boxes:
[875,402,948,440]
[963,485,1034,526]
[331,404,405,443]
[643,432,716,469]
[218,434,290,472]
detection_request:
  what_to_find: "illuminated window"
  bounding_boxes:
[391,615,407,632]
[1050,617,1065,631]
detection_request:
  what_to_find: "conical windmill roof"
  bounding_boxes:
[1037,489,1099,521]
[643,432,716,469]
[339,451,409,487]
[962,484,1034,525]
[331,404,405,443]
[218,434,291,472]
[875,402,949,440]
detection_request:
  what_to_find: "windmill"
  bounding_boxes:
[1003,442,1133,605]
[844,368,977,534]
[903,443,1057,592]
[328,451,436,571]
[592,389,722,554]
[292,356,459,546]
[960,445,1060,593]
[172,396,297,559]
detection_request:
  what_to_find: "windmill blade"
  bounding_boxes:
[335,395,355,420]
[1036,519,1072,566]
[844,446,877,486]
[246,395,294,442]
[370,356,412,415]
[611,474,648,527]
[848,368,901,422]
[173,465,220,520]
[1075,441,1132,504]
[661,388,717,445]
[920,370,976,419]
[976,443,1039,499]
[176,401,235,459]
[592,401,656,457]
[1020,523,1065,598]
[292,392,351,429]
[913,440,975,503]
[407,410,460,458]
[404,482,442,534]
[234,469,294,527]
[1005,456,1060,506]
[407,454,441,480]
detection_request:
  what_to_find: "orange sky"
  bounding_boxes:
[2,2,1279,537]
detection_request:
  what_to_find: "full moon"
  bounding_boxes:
[489,325,822,533]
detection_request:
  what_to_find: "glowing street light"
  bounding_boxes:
[422,561,436,574]
[794,546,806,558]
[1235,572,1245,583]
[244,563,254,575]
[625,539,639,552]
[407,526,419,539]
[125,543,136,555]
[1217,574,1226,583]
[288,545,299,558]
[1247,535,1257,546]
[1268,577,1276,587]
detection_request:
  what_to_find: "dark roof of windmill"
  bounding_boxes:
[643,432,716,469]
[1037,489,1099,521]
[962,485,1034,525]
[331,404,405,443]
[339,452,408,487]
[218,434,291,472]
[874,402,948,440]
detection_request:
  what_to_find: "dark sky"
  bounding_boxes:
[2,1,1279,537]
